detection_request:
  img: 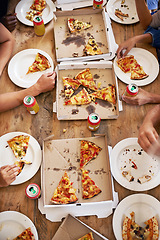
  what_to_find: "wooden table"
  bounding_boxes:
[0,1,160,239]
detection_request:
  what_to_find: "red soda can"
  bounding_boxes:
[87,113,101,131]
[25,183,41,199]
[123,84,139,97]
[93,0,103,9]
[33,15,45,36]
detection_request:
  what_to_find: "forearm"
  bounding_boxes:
[143,105,160,127]
[133,33,152,45]
[0,85,40,112]
[135,0,152,29]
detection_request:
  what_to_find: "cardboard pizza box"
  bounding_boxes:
[53,60,119,120]
[52,214,109,240]
[39,135,118,222]
[53,8,117,62]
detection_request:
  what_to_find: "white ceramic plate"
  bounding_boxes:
[114,48,159,86]
[0,131,42,185]
[110,137,160,191]
[8,49,54,88]
[106,0,139,24]
[15,0,56,26]
[113,194,160,240]
[0,211,38,240]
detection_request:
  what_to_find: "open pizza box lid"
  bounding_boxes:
[51,214,109,240]
[53,60,120,120]
[55,0,107,11]
[53,8,118,62]
[38,134,118,222]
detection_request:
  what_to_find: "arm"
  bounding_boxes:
[0,23,14,76]
[138,105,160,155]
[116,33,152,58]
[135,0,152,29]
[122,88,160,105]
[0,164,19,187]
[0,72,56,112]
[0,13,17,32]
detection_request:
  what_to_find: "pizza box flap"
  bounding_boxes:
[52,214,109,240]
[55,60,119,120]
[53,8,117,62]
[42,135,113,206]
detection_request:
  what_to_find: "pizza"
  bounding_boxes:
[27,52,51,74]
[68,18,92,33]
[117,55,149,80]
[62,77,81,99]
[115,9,129,21]
[50,171,78,204]
[13,227,35,240]
[30,0,46,11]
[83,36,103,56]
[81,169,102,199]
[80,140,102,169]
[26,10,42,22]
[122,211,159,240]
[74,68,97,91]
[7,135,30,160]
[78,232,94,240]
[90,85,116,104]
[64,88,91,105]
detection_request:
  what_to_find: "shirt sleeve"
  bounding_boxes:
[144,26,160,48]
[150,10,160,28]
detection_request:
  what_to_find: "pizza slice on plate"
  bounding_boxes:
[74,68,97,91]
[81,169,102,199]
[26,52,51,74]
[78,232,94,240]
[30,0,46,11]
[80,140,102,169]
[26,10,42,22]
[116,55,137,73]
[13,227,35,240]
[7,135,30,160]
[64,88,91,105]
[122,212,159,240]
[50,171,78,204]
[131,66,149,80]
[62,77,81,99]
[90,85,116,104]
[68,18,92,33]
[83,36,103,56]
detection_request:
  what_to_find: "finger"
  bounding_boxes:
[0,165,11,171]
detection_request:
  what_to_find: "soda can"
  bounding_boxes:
[33,15,45,36]
[23,95,39,114]
[93,0,103,9]
[123,84,139,97]
[87,113,101,131]
[25,183,41,199]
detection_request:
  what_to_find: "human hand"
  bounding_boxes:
[35,71,57,95]
[116,37,137,59]
[122,88,151,105]
[138,120,160,156]
[1,13,17,32]
[0,164,19,187]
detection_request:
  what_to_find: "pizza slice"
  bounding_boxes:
[30,0,46,11]
[117,55,137,73]
[131,66,149,80]
[7,135,30,160]
[62,77,81,99]
[144,216,159,240]
[68,18,92,33]
[81,169,102,199]
[74,68,97,91]
[78,232,94,240]
[83,36,103,56]
[27,52,51,74]
[26,10,42,22]
[64,88,91,105]
[13,227,35,240]
[80,140,102,169]
[50,171,78,204]
[14,159,32,175]
[90,85,116,104]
